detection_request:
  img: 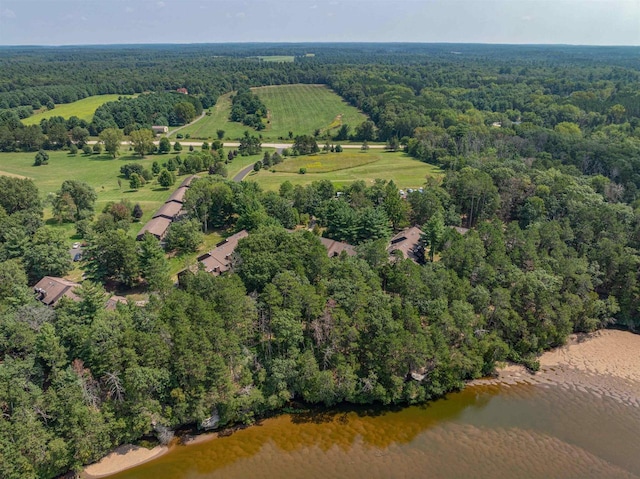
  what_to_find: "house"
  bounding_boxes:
[319,237,357,258]
[176,87,188,95]
[151,125,169,135]
[197,230,249,276]
[33,276,80,306]
[152,201,183,221]
[387,226,424,263]
[136,216,172,241]
[166,186,188,205]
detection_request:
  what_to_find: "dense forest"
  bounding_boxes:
[1,44,640,478]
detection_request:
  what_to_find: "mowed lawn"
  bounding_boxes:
[22,94,132,125]
[180,92,249,141]
[254,55,295,62]
[0,149,267,224]
[180,84,368,141]
[0,150,190,226]
[249,151,442,191]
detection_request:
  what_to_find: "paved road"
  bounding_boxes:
[232,163,257,182]
[87,139,384,150]
[166,110,207,138]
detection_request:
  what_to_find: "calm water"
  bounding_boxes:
[109,379,640,479]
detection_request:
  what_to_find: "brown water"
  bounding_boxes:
[109,378,640,479]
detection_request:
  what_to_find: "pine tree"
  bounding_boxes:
[139,233,172,294]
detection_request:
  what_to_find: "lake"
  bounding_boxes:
[106,373,640,479]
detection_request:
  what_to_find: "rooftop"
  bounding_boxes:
[319,237,357,257]
[153,201,183,220]
[137,216,172,240]
[200,230,249,275]
[33,276,80,306]
[166,186,188,204]
[388,226,424,263]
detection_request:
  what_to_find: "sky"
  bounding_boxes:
[0,0,639,46]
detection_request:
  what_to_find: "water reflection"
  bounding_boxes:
[109,381,640,479]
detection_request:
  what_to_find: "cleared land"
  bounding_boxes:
[179,84,368,141]
[22,94,132,125]
[254,55,295,62]
[0,149,264,233]
[249,151,441,191]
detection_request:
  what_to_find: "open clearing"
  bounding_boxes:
[0,149,265,229]
[253,55,295,62]
[22,94,132,125]
[249,151,442,191]
[179,84,368,141]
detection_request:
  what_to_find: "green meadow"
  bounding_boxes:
[249,151,442,191]
[179,84,368,141]
[254,55,295,62]
[21,94,133,125]
[0,148,264,232]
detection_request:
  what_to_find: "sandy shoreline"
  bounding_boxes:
[82,445,168,478]
[82,329,640,478]
[471,329,640,406]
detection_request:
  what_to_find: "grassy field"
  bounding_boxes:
[180,92,249,141]
[179,84,368,141]
[254,55,295,62]
[0,149,264,237]
[22,94,131,125]
[249,151,442,191]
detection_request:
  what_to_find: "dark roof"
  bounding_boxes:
[166,186,188,204]
[319,237,357,257]
[200,230,249,275]
[153,201,183,220]
[33,276,80,306]
[387,226,424,263]
[179,175,197,188]
[137,216,172,240]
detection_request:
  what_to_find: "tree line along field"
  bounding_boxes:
[0,148,264,230]
[21,94,134,125]
[179,84,368,141]
[249,150,442,191]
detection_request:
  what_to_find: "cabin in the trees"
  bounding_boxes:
[33,276,80,306]
[167,186,188,205]
[153,201,183,221]
[137,175,196,241]
[136,216,172,241]
[319,237,357,257]
[176,87,188,94]
[197,230,249,276]
[387,226,424,263]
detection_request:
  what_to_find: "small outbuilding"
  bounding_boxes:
[151,125,169,135]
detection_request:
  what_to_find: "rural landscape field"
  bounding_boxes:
[250,150,440,191]
[21,94,132,125]
[2,20,640,479]
[179,84,368,141]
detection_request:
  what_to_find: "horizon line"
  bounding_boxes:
[1,41,639,48]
